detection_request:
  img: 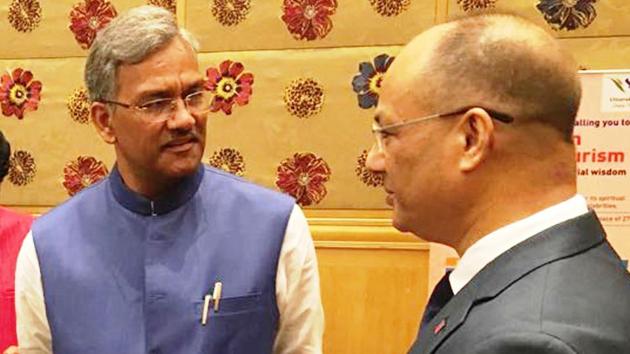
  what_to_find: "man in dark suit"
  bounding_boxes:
[366,13,630,354]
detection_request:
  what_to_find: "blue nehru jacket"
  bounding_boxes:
[32,165,295,353]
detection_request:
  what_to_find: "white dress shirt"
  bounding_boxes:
[449,195,589,295]
[15,205,324,354]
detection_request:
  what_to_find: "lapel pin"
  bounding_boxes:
[434,318,447,335]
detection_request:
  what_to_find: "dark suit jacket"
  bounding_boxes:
[409,211,630,354]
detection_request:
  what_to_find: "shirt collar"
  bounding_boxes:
[449,195,589,294]
[109,164,204,216]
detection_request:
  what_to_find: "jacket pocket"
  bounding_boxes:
[193,292,262,318]
[192,292,273,353]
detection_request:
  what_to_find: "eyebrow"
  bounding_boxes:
[137,79,206,101]
[183,80,206,94]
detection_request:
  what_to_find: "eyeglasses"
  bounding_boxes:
[371,106,514,152]
[101,90,212,121]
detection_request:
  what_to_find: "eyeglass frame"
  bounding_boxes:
[371,106,514,152]
[100,90,211,121]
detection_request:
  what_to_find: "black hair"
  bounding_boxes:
[0,131,11,183]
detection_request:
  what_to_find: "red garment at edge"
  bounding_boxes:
[0,206,33,351]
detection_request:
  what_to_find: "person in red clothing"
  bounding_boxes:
[0,131,33,354]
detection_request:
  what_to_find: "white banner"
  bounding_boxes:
[577,70,630,269]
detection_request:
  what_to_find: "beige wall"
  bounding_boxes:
[1,1,629,352]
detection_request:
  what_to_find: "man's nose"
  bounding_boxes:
[167,99,195,131]
[366,144,385,172]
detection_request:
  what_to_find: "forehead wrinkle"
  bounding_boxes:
[131,68,202,100]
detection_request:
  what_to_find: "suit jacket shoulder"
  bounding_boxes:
[416,212,630,354]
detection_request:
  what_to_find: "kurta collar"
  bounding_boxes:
[109,164,204,216]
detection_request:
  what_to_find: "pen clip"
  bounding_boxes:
[212,282,222,312]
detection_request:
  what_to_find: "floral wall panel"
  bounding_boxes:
[0,58,113,207]
[0,0,150,59]
[447,0,630,38]
[0,0,629,211]
[199,46,401,209]
[560,37,630,70]
[186,0,435,51]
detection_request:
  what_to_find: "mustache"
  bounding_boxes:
[163,130,203,146]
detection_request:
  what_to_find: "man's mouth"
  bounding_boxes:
[163,137,198,152]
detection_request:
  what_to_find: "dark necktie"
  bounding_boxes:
[408,272,455,354]
[420,272,454,331]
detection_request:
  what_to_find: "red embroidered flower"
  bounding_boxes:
[208,148,246,176]
[205,60,254,115]
[211,0,251,26]
[536,0,597,31]
[8,0,42,32]
[355,150,384,187]
[456,0,496,12]
[0,68,42,119]
[369,0,411,17]
[62,156,109,196]
[69,0,118,49]
[276,152,331,206]
[281,0,337,41]
[67,87,91,124]
[8,150,36,186]
[147,0,176,14]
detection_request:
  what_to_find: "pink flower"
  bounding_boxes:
[0,68,42,119]
[205,60,254,115]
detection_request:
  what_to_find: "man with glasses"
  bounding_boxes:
[15,6,323,354]
[367,13,630,354]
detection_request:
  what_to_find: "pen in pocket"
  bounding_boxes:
[201,281,223,325]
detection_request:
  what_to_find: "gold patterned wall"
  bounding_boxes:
[1,2,628,352]
[1,0,629,211]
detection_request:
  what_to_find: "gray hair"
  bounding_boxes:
[84,5,199,102]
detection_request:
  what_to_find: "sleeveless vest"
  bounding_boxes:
[33,165,294,354]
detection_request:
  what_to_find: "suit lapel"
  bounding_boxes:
[410,280,479,354]
[413,211,606,354]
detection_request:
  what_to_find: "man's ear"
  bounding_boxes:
[91,102,116,144]
[456,108,495,172]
